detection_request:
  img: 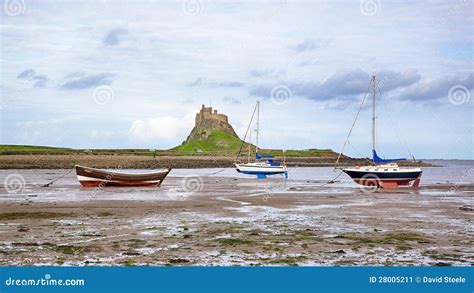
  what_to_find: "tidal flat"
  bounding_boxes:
[0,166,472,266]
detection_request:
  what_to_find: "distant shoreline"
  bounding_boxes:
[0,154,433,169]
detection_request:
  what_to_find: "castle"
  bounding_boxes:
[195,104,229,125]
[183,104,238,144]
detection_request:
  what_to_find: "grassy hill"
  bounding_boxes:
[173,131,245,152]
[171,130,336,157]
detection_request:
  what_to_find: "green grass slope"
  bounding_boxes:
[172,131,244,152]
[0,145,73,155]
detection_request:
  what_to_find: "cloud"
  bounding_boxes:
[64,72,85,79]
[17,69,36,79]
[249,69,421,102]
[296,59,320,67]
[248,83,275,98]
[187,77,204,87]
[90,130,116,140]
[17,69,48,87]
[294,68,370,100]
[187,77,244,88]
[181,98,194,103]
[103,28,128,46]
[208,81,245,88]
[32,75,48,87]
[61,73,115,90]
[397,72,473,101]
[376,69,422,92]
[249,69,283,78]
[129,116,193,146]
[222,96,241,104]
[292,39,331,53]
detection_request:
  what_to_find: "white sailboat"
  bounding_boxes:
[234,101,288,179]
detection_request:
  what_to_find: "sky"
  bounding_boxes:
[0,0,473,159]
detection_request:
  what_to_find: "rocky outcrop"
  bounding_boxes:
[183,105,239,143]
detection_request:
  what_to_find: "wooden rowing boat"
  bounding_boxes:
[75,165,171,187]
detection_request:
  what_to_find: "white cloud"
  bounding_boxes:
[129,115,194,147]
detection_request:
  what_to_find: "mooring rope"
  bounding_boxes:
[42,167,74,187]
[317,171,344,187]
[204,168,228,176]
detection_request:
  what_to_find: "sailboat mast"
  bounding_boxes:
[248,129,251,163]
[371,75,376,152]
[256,101,260,155]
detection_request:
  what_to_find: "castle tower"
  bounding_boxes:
[195,104,228,125]
[184,104,236,144]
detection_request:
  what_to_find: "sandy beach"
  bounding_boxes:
[0,166,472,266]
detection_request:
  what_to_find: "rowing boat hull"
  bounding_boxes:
[75,165,171,187]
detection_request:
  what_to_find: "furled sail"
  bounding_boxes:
[255,153,274,159]
[372,150,405,163]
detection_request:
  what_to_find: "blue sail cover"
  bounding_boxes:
[372,150,405,163]
[256,153,274,159]
[256,153,281,166]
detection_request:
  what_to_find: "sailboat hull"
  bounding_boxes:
[343,166,422,189]
[235,163,287,176]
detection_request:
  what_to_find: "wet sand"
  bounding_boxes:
[0,169,472,266]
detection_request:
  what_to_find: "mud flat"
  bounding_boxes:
[0,168,472,266]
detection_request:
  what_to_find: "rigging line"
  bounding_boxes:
[347,141,373,164]
[235,102,258,162]
[335,82,372,169]
[42,167,74,187]
[380,97,413,159]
